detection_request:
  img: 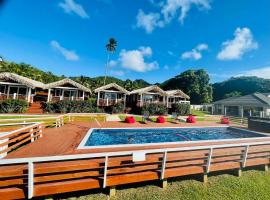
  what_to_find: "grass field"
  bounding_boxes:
[59,169,270,200]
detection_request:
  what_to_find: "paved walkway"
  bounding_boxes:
[106,114,121,121]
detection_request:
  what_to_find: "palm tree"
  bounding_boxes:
[0,55,4,62]
[104,38,117,85]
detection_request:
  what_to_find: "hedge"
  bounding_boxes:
[112,102,125,114]
[0,99,29,113]
[141,103,168,115]
[171,103,190,115]
[42,100,102,113]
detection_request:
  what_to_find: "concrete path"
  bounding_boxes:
[106,115,121,122]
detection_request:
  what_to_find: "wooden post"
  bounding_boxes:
[82,91,85,100]
[123,94,126,109]
[140,94,143,107]
[7,85,10,99]
[265,164,269,172]
[161,179,168,189]
[47,89,51,102]
[30,128,34,142]
[202,173,208,183]
[236,169,242,177]
[27,88,32,103]
[97,92,100,106]
[109,186,116,197]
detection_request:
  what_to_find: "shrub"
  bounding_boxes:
[42,100,102,113]
[171,103,190,115]
[142,103,167,115]
[0,99,28,113]
[112,103,125,114]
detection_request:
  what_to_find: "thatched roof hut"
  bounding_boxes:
[44,78,91,93]
[129,85,167,95]
[0,72,44,89]
[165,90,190,99]
[94,83,129,94]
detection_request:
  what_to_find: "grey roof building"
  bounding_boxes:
[213,92,270,117]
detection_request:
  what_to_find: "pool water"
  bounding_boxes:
[82,127,266,147]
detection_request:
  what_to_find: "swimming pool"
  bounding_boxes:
[78,126,268,149]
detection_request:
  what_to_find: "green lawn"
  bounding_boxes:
[190,109,210,117]
[60,170,270,200]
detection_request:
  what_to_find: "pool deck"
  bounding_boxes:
[6,121,268,159]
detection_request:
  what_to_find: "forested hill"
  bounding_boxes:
[212,76,270,101]
[1,61,269,104]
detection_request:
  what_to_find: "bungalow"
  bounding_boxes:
[94,83,129,107]
[165,90,190,108]
[0,72,44,103]
[127,85,167,107]
[213,92,270,117]
[44,78,91,102]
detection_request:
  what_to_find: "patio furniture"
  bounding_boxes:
[221,116,230,124]
[186,115,196,123]
[156,116,166,123]
[125,116,136,123]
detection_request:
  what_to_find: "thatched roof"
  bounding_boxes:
[45,78,91,93]
[94,83,129,94]
[0,72,44,88]
[129,85,167,95]
[166,90,190,99]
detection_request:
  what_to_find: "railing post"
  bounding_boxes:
[28,161,34,199]
[206,148,213,173]
[38,125,43,138]
[30,128,34,142]
[161,151,167,180]
[242,145,249,168]
[103,155,109,188]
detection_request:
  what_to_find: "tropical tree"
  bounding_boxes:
[104,38,117,85]
[0,55,4,62]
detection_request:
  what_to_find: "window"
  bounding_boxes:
[9,86,18,94]
[105,92,117,100]
[143,94,153,101]
[18,87,27,95]
[64,90,70,97]
[55,89,62,97]
[0,85,5,94]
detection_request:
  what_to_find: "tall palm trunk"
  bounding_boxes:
[103,52,110,85]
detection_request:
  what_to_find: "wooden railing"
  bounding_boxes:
[51,96,84,102]
[1,140,270,198]
[98,98,124,106]
[0,122,43,158]
[0,94,32,101]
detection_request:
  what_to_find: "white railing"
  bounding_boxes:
[0,122,43,159]
[1,140,270,198]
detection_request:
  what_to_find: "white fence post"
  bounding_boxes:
[206,148,213,173]
[30,128,34,142]
[103,156,109,188]
[28,161,34,199]
[0,137,9,159]
[161,151,167,180]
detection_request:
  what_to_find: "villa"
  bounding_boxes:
[213,92,270,117]
[0,72,44,103]
[44,78,91,102]
[127,85,167,107]
[165,89,190,108]
[95,83,129,107]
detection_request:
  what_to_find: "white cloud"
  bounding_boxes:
[136,10,164,33]
[111,46,159,72]
[161,0,211,24]
[236,67,270,79]
[59,0,89,19]
[217,27,258,60]
[136,0,211,33]
[119,46,159,72]
[181,43,208,60]
[50,40,79,61]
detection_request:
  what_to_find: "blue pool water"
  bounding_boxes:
[83,127,266,147]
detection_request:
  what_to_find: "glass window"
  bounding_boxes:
[70,90,77,98]
[18,87,27,95]
[55,89,61,96]
[64,90,70,97]
[9,87,18,94]
[105,92,116,99]
[0,85,5,93]
[143,94,153,101]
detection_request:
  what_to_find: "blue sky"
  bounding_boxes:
[0,0,269,83]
